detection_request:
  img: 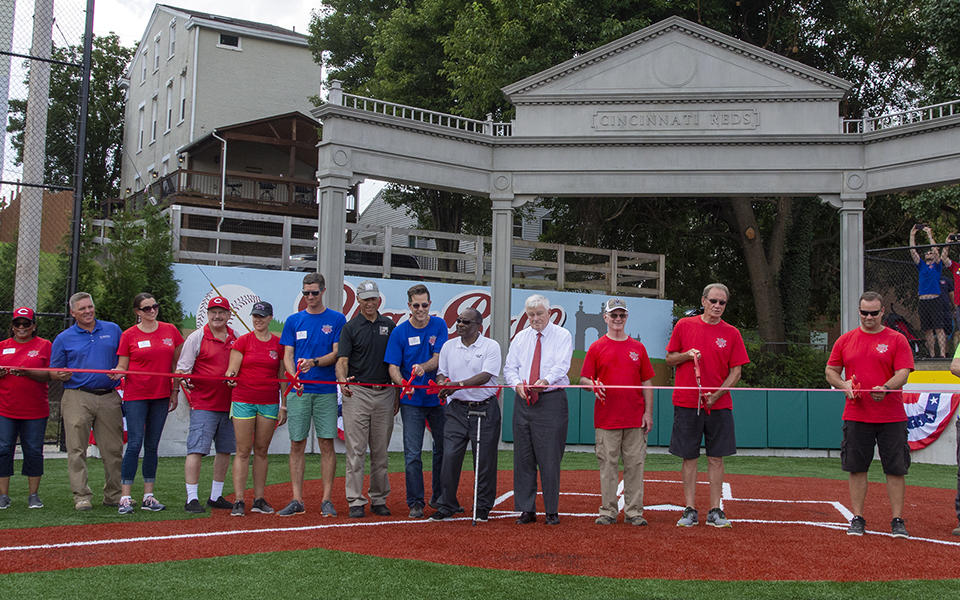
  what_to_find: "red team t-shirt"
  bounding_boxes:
[666,316,750,410]
[231,332,282,405]
[117,322,184,401]
[185,325,237,412]
[0,336,52,419]
[580,335,656,429]
[827,326,914,423]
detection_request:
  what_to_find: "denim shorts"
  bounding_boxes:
[186,408,236,454]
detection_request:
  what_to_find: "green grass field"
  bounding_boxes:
[2,452,958,599]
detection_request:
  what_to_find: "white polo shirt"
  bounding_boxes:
[437,334,502,402]
[503,322,572,390]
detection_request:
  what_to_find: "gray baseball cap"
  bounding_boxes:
[356,280,380,300]
[250,301,273,317]
[604,297,628,313]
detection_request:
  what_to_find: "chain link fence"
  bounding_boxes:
[2,0,91,441]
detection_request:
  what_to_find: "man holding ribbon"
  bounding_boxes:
[665,282,748,528]
[826,290,913,538]
[386,284,448,519]
[279,272,345,518]
[504,294,572,526]
[580,297,656,526]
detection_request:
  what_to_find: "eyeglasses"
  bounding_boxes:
[11,320,32,328]
[302,290,322,296]
[707,298,727,306]
[138,304,160,312]
[859,309,881,316]
[409,302,430,309]
[455,318,478,325]
[607,312,627,320]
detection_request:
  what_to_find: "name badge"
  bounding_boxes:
[296,330,307,340]
[2,348,15,355]
[408,336,421,346]
[138,340,151,349]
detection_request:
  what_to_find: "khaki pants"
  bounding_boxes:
[595,427,648,520]
[61,389,123,504]
[342,385,395,507]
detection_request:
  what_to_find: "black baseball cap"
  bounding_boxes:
[250,301,273,317]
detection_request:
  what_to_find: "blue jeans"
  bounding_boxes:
[0,415,47,478]
[121,399,169,485]
[400,403,445,508]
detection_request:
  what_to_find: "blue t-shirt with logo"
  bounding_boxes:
[384,316,449,407]
[280,308,346,394]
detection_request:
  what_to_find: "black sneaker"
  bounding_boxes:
[277,500,305,517]
[207,496,233,510]
[475,508,489,522]
[349,505,365,518]
[251,498,274,514]
[847,515,865,536]
[891,517,909,539]
[231,500,245,517]
[429,509,453,521]
[184,499,205,513]
[409,505,424,519]
[371,504,391,516]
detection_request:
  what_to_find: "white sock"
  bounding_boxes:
[186,483,199,502]
[210,480,224,500]
[120,495,131,502]
[143,492,154,501]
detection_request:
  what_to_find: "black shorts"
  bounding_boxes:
[918,297,950,331]
[668,407,737,459]
[840,420,910,475]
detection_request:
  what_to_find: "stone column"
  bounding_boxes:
[822,189,866,333]
[490,197,514,352]
[317,176,350,313]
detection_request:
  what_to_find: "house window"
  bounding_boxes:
[153,35,160,71]
[134,175,141,191]
[165,82,173,132]
[161,157,169,176]
[218,33,241,49]
[140,51,147,83]
[168,20,176,57]
[137,106,144,151]
[178,73,186,123]
[150,97,158,143]
[513,215,523,238]
[540,218,553,236]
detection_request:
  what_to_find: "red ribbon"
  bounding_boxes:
[693,353,710,415]
[399,367,416,400]
[283,369,303,398]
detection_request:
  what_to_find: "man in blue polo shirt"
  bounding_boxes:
[386,284,449,518]
[278,272,346,517]
[50,292,123,511]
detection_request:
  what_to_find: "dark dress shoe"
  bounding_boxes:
[516,511,536,524]
[545,513,560,525]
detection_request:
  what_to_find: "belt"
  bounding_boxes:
[76,387,116,396]
[457,396,495,407]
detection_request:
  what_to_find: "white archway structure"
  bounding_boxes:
[312,16,960,350]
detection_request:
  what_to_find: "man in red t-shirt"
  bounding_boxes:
[665,283,749,529]
[826,290,914,539]
[580,297,655,526]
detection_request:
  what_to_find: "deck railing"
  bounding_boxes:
[842,99,960,134]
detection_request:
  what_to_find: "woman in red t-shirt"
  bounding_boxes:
[113,293,184,515]
[0,307,51,509]
[226,301,287,515]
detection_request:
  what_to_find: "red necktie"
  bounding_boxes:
[528,332,542,405]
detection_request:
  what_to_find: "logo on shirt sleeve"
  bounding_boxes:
[715,337,727,349]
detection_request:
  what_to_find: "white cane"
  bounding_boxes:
[468,403,486,526]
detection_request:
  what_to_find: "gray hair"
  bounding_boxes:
[701,283,730,301]
[524,294,550,311]
[69,292,93,310]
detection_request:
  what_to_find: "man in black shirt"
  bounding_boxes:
[337,280,397,518]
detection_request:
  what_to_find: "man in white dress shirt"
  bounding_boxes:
[504,294,573,525]
[428,308,502,522]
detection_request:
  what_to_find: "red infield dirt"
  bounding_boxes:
[1,470,958,580]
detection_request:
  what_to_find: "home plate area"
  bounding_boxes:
[1,471,958,580]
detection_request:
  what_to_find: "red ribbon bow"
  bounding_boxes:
[399,368,416,400]
[591,377,606,404]
[693,353,710,415]
[425,379,442,396]
[283,369,303,398]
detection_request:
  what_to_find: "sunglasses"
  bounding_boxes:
[302,290,322,296]
[707,298,727,306]
[409,302,430,309]
[138,304,160,312]
[607,312,627,320]
[859,309,881,316]
[455,318,478,325]
[12,320,32,328]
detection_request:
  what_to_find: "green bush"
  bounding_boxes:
[740,342,831,389]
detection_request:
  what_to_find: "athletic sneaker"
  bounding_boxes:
[371,503,391,516]
[952,523,960,536]
[676,506,698,527]
[321,499,337,518]
[349,505,365,518]
[428,509,452,521]
[231,500,245,516]
[277,500,305,517]
[409,505,424,519]
[847,515,866,536]
[184,499,205,513]
[27,493,43,509]
[118,497,135,515]
[706,508,732,528]
[141,496,166,512]
[475,508,490,522]
[207,496,233,510]
[251,497,274,514]
[0,494,10,509]
[627,515,648,527]
[891,517,909,539]
[595,515,616,525]
[75,498,93,511]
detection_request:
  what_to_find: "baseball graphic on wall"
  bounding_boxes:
[197,284,262,332]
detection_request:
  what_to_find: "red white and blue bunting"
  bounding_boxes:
[904,392,960,450]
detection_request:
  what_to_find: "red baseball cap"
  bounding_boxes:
[207,296,231,311]
[12,306,35,322]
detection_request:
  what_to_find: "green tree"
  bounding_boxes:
[7,33,134,203]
